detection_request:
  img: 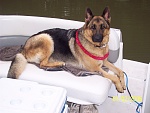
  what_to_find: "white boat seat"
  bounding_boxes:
[0,16,123,105]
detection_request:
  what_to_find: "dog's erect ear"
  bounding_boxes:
[102,6,111,25]
[85,8,94,24]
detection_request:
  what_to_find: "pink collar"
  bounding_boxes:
[75,30,109,60]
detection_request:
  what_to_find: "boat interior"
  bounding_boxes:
[0,15,150,113]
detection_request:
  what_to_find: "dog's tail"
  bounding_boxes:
[7,53,27,79]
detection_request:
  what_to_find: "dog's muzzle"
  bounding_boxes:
[92,34,103,42]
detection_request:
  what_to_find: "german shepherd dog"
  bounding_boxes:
[7,7,126,93]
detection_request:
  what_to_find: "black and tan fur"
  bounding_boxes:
[7,7,126,93]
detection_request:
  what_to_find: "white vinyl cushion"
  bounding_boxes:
[0,61,112,105]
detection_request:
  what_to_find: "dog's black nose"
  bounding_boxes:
[92,34,103,42]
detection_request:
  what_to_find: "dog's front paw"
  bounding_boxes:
[119,71,126,90]
[114,77,124,93]
[116,84,124,93]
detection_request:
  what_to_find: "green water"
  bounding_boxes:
[0,0,150,63]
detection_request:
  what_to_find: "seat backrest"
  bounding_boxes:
[0,15,123,69]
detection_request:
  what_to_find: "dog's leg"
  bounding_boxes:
[98,67,124,93]
[40,57,65,68]
[103,60,126,90]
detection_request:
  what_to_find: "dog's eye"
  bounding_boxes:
[91,25,96,30]
[101,24,105,30]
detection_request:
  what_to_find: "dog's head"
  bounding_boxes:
[83,7,111,47]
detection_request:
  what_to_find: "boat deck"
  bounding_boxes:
[98,59,149,113]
